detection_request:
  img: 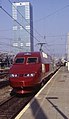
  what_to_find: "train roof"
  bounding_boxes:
[15,52,52,61]
[15,52,41,57]
[14,52,52,63]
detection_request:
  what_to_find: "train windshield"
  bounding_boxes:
[27,57,38,64]
[15,58,24,64]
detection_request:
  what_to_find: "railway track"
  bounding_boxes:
[0,80,9,89]
[0,72,8,79]
[0,72,9,88]
[0,94,34,119]
[0,68,9,79]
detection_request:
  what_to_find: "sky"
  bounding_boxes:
[0,0,69,58]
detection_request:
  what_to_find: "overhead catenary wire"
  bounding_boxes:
[0,5,40,43]
[7,0,47,43]
[8,0,53,52]
[7,0,53,53]
[34,4,69,23]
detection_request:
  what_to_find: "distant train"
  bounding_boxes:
[9,52,52,94]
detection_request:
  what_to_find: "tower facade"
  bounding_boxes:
[12,2,33,53]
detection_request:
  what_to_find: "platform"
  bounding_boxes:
[15,66,69,119]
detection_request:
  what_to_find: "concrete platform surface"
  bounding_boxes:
[15,67,69,119]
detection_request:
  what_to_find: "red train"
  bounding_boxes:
[9,52,52,94]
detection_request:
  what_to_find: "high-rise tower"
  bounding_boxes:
[12,2,33,53]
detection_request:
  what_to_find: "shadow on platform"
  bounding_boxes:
[30,98,48,119]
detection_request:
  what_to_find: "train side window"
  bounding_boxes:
[15,58,24,64]
[27,57,38,63]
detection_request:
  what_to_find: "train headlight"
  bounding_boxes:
[30,73,35,77]
[9,74,18,78]
[24,73,35,77]
[15,74,18,77]
[9,74,14,77]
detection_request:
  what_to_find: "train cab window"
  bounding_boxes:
[15,58,24,64]
[27,57,38,64]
